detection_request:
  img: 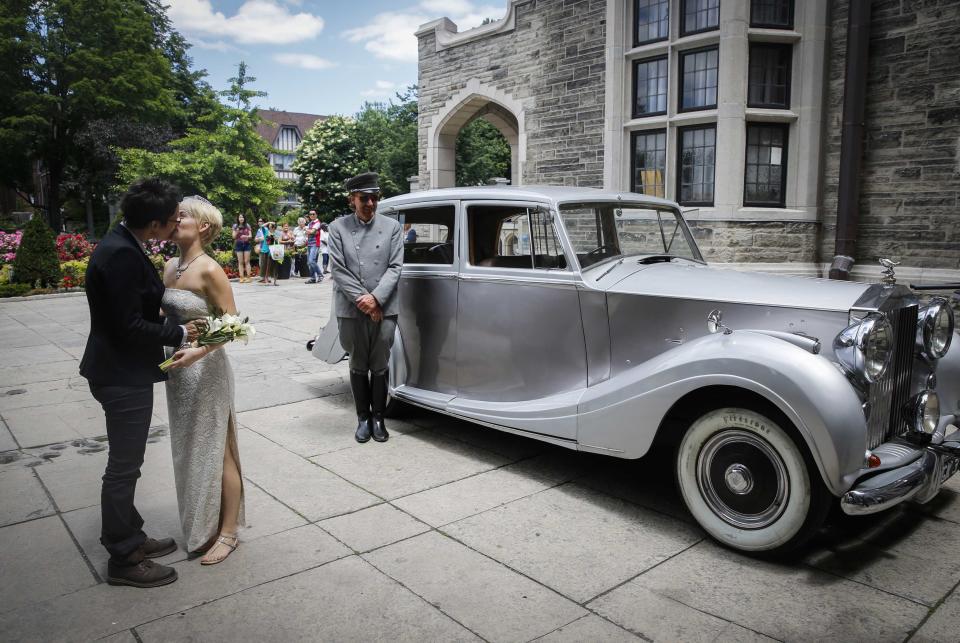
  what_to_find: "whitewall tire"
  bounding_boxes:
[676,407,828,554]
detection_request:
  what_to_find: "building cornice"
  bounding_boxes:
[415,0,529,51]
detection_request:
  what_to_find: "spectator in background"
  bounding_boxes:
[404,223,417,244]
[232,213,253,282]
[305,210,323,284]
[254,217,269,283]
[292,217,308,277]
[320,223,331,274]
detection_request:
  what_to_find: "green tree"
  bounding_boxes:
[292,116,362,219]
[354,86,419,197]
[12,215,61,287]
[0,0,188,231]
[117,64,284,222]
[456,118,511,186]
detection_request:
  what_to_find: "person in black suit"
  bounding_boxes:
[80,178,200,588]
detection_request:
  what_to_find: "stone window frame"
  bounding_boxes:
[676,123,717,207]
[750,0,794,30]
[747,42,793,109]
[630,128,668,198]
[678,46,720,113]
[633,0,670,47]
[680,0,721,37]
[632,55,670,118]
[743,122,789,208]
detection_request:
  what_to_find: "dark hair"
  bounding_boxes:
[237,213,246,225]
[121,178,181,229]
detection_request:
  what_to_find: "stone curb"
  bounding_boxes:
[0,290,87,303]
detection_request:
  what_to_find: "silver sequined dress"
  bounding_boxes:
[162,288,244,552]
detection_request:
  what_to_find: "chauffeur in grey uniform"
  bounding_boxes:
[328,172,404,443]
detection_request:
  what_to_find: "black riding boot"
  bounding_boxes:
[370,370,389,442]
[350,371,372,443]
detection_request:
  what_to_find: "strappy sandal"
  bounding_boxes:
[200,533,238,566]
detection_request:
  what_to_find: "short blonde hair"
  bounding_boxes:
[181,196,223,244]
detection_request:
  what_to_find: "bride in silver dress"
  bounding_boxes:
[162,196,244,565]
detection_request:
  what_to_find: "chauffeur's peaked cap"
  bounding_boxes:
[344,172,380,193]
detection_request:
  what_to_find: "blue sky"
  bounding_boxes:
[168,0,508,116]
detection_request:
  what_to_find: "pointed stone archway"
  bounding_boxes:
[426,79,525,189]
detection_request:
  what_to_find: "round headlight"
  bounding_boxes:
[911,390,940,434]
[918,299,955,360]
[860,316,893,382]
[834,314,894,384]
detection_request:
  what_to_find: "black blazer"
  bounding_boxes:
[79,225,184,385]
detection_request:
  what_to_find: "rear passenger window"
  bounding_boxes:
[468,204,567,270]
[399,205,456,265]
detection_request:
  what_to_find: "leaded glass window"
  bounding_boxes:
[631,130,667,197]
[678,125,716,206]
[744,124,788,207]
[750,0,793,29]
[633,56,668,117]
[634,0,669,45]
[679,47,719,111]
[681,0,720,36]
[748,43,792,108]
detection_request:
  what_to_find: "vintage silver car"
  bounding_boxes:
[322,185,960,554]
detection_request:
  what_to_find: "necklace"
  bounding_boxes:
[176,252,205,280]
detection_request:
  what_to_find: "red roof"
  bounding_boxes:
[255,109,326,146]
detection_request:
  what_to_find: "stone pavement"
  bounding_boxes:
[1,277,959,642]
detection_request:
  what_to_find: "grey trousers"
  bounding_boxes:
[337,316,397,374]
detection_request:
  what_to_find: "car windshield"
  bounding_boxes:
[558,202,704,269]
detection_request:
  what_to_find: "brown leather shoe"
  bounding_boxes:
[142,537,176,559]
[107,553,178,588]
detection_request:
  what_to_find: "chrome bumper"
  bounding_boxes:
[841,428,960,516]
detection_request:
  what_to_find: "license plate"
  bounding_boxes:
[941,456,960,485]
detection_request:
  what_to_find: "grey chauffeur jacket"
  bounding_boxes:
[328,213,404,318]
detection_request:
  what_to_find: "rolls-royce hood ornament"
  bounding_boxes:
[879,258,900,285]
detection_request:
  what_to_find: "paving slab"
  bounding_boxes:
[445,483,703,603]
[0,377,91,413]
[392,451,589,527]
[365,531,586,642]
[33,433,174,512]
[135,555,479,642]
[912,586,960,643]
[0,359,82,387]
[238,428,379,520]
[238,394,422,458]
[2,344,74,367]
[311,429,511,500]
[0,524,350,641]
[608,540,928,642]
[430,416,555,461]
[318,502,430,553]
[590,581,772,642]
[806,509,960,605]
[0,467,55,527]
[0,418,17,452]
[913,487,960,524]
[0,516,98,615]
[4,399,164,448]
[533,615,641,642]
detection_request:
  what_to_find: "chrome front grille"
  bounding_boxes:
[866,305,918,449]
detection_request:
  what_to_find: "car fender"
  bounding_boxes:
[576,331,866,495]
[935,331,960,418]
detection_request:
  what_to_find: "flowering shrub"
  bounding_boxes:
[60,258,89,289]
[223,264,259,280]
[213,250,235,267]
[0,231,22,265]
[147,239,178,259]
[0,265,11,284]
[149,254,166,273]
[56,233,95,262]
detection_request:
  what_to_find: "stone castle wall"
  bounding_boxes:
[821,0,960,274]
[416,0,607,188]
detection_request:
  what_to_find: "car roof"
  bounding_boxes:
[379,185,680,210]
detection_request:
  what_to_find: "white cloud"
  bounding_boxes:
[168,0,324,45]
[273,53,337,70]
[191,38,237,52]
[344,1,505,62]
[361,80,400,97]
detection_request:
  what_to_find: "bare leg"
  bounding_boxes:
[235,251,245,280]
[241,252,251,279]
[201,418,242,564]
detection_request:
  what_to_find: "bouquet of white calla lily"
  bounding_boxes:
[159,310,256,372]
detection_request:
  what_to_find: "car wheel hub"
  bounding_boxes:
[697,430,789,529]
